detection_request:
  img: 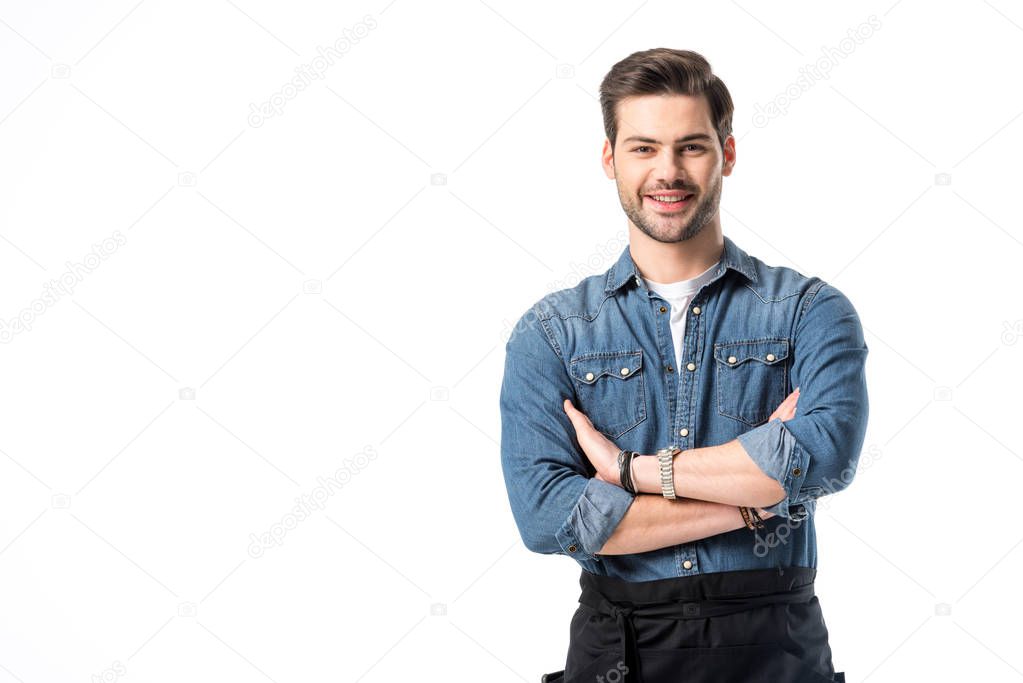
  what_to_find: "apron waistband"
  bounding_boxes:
[577,567,817,683]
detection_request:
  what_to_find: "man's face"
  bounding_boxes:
[602,93,735,243]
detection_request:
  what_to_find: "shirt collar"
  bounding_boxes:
[604,234,758,295]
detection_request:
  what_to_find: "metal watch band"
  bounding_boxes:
[657,447,681,499]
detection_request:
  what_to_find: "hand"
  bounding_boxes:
[769,386,800,422]
[562,398,622,485]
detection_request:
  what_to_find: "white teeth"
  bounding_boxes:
[650,195,687,202]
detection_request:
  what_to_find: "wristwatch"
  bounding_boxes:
[656,446,682,499]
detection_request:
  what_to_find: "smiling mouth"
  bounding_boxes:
[644,192,694,211]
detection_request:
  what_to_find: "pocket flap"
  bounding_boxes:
[569,351,643,384]
[714,339,789,367]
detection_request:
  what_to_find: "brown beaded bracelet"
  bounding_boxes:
[738,506,766,531]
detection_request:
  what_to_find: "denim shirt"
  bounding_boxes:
[499,235,869,580]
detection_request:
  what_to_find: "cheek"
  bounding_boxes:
[616,173,643,197]
[629,173,650,195]
[694,169,718,190]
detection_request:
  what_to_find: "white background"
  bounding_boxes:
[1,1,1021,681]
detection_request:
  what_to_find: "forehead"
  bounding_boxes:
[615,93,714,141]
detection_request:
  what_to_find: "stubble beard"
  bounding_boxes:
[619,172,722,244]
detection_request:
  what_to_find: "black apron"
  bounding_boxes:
[542,566,845,683]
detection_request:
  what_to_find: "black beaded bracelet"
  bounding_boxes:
[619,449,631,493]
[618,449,637,493]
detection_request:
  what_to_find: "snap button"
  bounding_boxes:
[692,306,700,314]
[792,467,802,476]
[686,362,696,371]
[620,367,630,376]
[682,560,693,570]
[766,353,776,362]
[727,356,737,364]
[567,544,577,553]
[659,306,667,313]
[585,372,594,381]
[679,428,689,437]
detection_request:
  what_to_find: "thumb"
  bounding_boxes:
[563,399,583,422]
[563,399,593,428]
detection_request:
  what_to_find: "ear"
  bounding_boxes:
[601,138,616,179]
[721,134,736,177]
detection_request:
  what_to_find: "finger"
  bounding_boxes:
[564,398,595,429]
[774,390,799,420]
[777,389,797,411]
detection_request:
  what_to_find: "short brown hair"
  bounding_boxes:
[599,48,734,153]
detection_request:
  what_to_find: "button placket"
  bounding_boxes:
[674,297,704,578]
[675,297,702,447]
[649,294,678,421]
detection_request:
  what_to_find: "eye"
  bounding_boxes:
[631,146,653,153]
[683,144,705,152]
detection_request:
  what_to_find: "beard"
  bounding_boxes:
[617,172,722,244]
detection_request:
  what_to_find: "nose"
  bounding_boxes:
[652,148,686,185]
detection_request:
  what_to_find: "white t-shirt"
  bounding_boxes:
[641,260,720,371]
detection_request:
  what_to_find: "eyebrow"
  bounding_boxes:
[622,133,714,145]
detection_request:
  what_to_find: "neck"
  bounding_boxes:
[628,221,724,283]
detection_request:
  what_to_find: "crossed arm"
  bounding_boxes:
[500,284,869,563]
[596,496,770,556]
[564,392,798,556]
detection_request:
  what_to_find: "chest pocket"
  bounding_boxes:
[568,350,647,439]
[714,339,790,426]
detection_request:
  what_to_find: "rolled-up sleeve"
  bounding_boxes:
[736,282,869,520]
[499,307,635,569]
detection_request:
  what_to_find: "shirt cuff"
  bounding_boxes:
[555,477,635,560]
[735,418,811,521]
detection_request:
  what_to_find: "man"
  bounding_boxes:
[499,48,868,682]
